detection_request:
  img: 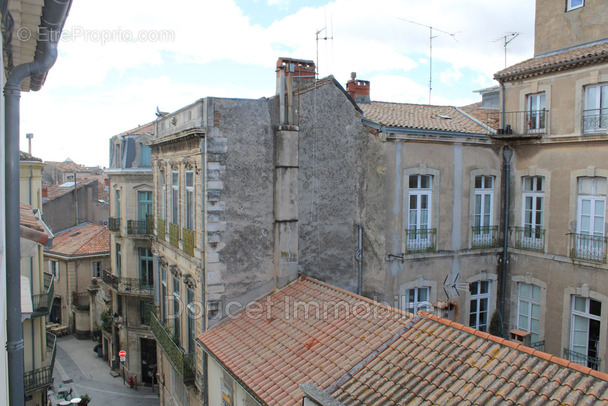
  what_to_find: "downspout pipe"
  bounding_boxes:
[4,2,71,404]
[500,146,513,337]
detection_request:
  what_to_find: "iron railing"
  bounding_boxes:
[157,218,166,241]
[512,226,545,252]
[109,217,121,232]
[471,226,499,248]
[170,222,179,248]
[24,332,57,393]
[404,228,437,254]
[530,340,545,352]
[31,272,54,318]
[582,108,607,134]
[569,233,607,263]
[183,228,194,256]
[564,348,600,370]
[149,309,195,384]
[486,110,549,137]
[102,269,154,296]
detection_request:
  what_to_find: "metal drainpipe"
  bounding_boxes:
[500,146,513,337]
[356,225,363,295]
[4,2,72,403]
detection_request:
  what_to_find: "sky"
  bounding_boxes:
[20,0,536,167]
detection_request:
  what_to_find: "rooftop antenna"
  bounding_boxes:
[316,9,334,80]
[399,18,458,105]
[494,32,520,68]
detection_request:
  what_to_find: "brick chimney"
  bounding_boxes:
[42,185,48,199]
[346,72,370,104]
[276,57,316,91]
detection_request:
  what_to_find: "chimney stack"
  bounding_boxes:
[346,72,371,104]
[42,185,48,199]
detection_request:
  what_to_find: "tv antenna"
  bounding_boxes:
[316,24,333,80]
[494,32,520,68]
[399,18,458,105]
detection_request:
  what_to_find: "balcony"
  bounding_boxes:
[471,226,499,249]
[485,110,549,138]
[405,228,437,254]
[31,272,54,318]
[102,269,154,297]
[157,218,166,241]
[169,222,179,248]
[582,108,607,135]
[127,215,153,236]
[149,308,195,384]
[512,226,545,252]
[183,228,194,256]
[24,332,57,394]
[564,348,600,371]
[109,217,121,232]
[569,233,607,263]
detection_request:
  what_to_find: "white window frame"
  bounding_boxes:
[567,0,584,11]
[403,287,431,315]
[576,177,606,260]
[407,175,432,250]
[49,260,59,280]
[172,171,179,225]
[569,296,601,368]
[526,93,546,133]
[521,176,544,248]
[517,283,541,343]
[92,261,102,279]
[473,176,494,245]
[160,170,166,220]
[469,281,490,332]
[583,83,608,133]
[185,171,194,230]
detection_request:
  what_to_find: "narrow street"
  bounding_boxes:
[51,335,159,406]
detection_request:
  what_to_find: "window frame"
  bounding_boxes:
[469,280,490,332]
[569,296,601,368]
[139,247,154,288]
[49,260,59,280]
[92,261,102,279]
[160,170,166,220]
[521,176,545,244]
[138,190,153,221]
[566,0,584,11]
[185,171,194,230]
[516,283,541,343]
[403,287,431,314]
[171,171,179,225]
[407,174,433,250]
[115,243,122,277]
[583,83,608,134]
[526,92,546,133]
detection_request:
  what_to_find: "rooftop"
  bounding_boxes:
[46,223,109,257]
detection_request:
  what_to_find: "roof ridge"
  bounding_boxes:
[421,312,608,382]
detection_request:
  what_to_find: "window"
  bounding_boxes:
[115,190,121,218]
[172,171,179,224]
[138,191,153,221]
[140,300,152,325]
[521,176,544,249]
[92,261,102,278]
[139,248,153,288]
[49,260,59,280]
[469,281,490,332]
[567,0,584,11]
[517,283,541,343]
[403,287,430,314]
[473,176,495,246]
[161,266,167,323]
[116,243,122,277]
[526,93,546,133]
[141,145,151,167]
[575,177,606,261]
[185,171,194,230]
[160,171,166,220]
[583,84,608,133]
[173,276,181,345]
[569,296,601,370]
[187,286,195,353]
[407,175,433,251]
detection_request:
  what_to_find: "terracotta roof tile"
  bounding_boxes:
[46,223,109,256]
[361,101,490,135]
[495,40,608,82]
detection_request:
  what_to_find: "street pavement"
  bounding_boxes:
[52,335,159,406]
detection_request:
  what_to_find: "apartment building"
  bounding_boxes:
[102,122,157,384]
[492,0,608,372]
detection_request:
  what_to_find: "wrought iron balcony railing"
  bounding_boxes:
[24,332,57,394]
[512,226,545,252]
[169,222,179,248]
[569,233,607,263]
[149,308,195,384]
[109,217,121,232]
[127,216,154,235]
[564,348,600,371]
[485,110,549,137]
[582,108,608,135]
[183,228,194,256]
[157,218,166,241]
[405,228,437,254]
[529,340,545,352]
[471,226,499,248]
[102,269,154,296]
[31,272,54,318]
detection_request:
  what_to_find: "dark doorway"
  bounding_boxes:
[50,297,61,324]
[140,338,157,385]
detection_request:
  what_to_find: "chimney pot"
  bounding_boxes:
[350,72,356,80]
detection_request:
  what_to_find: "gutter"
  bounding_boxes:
[500,146,513,337]
[362,119,489,139]
[4,1,72,404]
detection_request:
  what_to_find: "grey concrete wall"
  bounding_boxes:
[42,181,100,233]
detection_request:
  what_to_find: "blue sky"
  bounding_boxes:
[20,0,535,167]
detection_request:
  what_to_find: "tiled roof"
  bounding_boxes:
[119,121,155,136]
[361,102,489,135]
[197,276,414,406]
[19,151,42,162]
[44,160,89,173]
[332,313,608,405]
[495,40,608,82]
[459,101,500,131]
[47,223,109,257]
